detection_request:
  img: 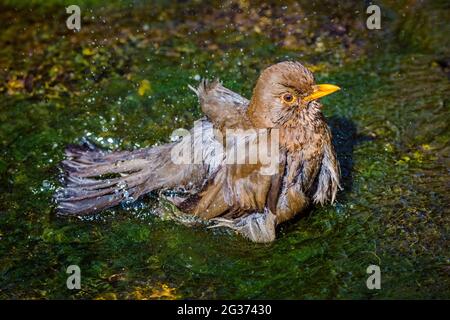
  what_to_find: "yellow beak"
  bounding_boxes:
[303,84,341,103]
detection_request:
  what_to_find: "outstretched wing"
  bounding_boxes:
[56,81,251,216]
[189,79,251,131]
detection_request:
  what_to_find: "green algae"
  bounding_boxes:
[0,1,448,299]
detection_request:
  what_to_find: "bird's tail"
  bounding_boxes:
[55,141,167,215]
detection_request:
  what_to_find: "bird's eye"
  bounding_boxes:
[282,93,295,104]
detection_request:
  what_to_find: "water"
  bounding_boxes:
[0,1,448,299]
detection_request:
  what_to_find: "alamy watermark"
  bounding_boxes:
[66,265,81,290]
[66,5,81,31]
[366,5,381,30]
[366,265,381,290]
[170,120,280,176]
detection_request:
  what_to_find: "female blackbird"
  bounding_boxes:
[56,61,341,243]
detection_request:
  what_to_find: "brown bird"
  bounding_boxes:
[56,61,341,243]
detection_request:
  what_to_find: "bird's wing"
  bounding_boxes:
[189,79,251,131]
[179,130,286,220]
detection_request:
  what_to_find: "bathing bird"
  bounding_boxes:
[56,61,341,243]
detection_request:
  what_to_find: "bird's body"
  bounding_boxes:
[56,61,341,242]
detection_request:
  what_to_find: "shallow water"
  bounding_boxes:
[0,1,448,299]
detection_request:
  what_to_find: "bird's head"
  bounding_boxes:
[248,61,340,128]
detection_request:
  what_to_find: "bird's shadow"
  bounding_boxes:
[327,115,372,200]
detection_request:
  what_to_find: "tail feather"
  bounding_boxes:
[61,158,150,178]
[64,175,120,189]
[55,142,159,216]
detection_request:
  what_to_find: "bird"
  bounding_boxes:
[55,61,341,243]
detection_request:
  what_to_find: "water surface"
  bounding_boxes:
[0,0,448,299]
